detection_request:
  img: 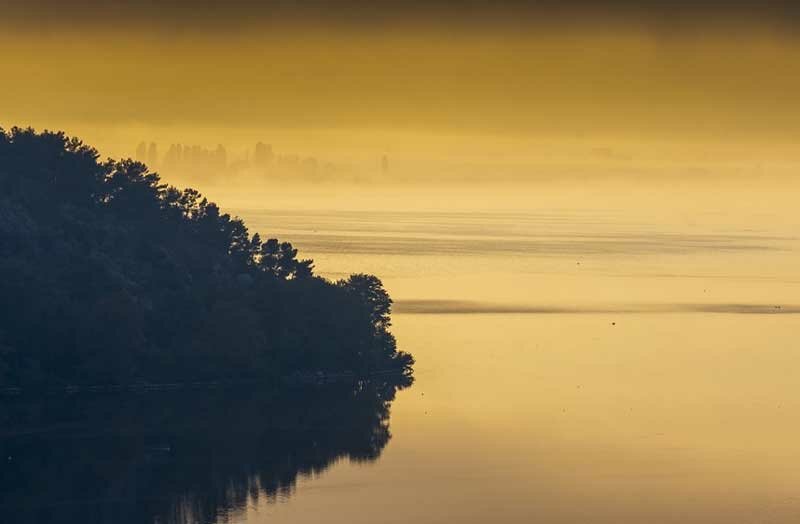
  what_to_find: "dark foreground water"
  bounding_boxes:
[0,381,406,524]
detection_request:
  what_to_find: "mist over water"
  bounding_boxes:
[235,183,800,307]
[183,183,800,523]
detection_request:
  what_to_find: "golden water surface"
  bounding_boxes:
[226,183,800,523]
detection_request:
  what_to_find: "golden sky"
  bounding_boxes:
[1,1,798,183]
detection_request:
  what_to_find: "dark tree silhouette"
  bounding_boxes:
[0,127,413,387]
[257,237,314,279]
[340,274,393,332]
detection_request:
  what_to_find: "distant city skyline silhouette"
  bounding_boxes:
[133,139,392,182]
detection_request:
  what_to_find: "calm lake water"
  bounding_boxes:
[4,188,800,523]
[240,195,800,524]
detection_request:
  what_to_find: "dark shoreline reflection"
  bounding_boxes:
[0,378,410,524]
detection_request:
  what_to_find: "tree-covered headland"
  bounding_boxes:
[0,127,413,387]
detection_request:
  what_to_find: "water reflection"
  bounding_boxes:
[0,378,410,524]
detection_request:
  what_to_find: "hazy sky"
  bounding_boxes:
[5,1,800,29]
[1,1,798,183]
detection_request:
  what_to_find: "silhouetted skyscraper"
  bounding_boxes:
[214,144,227,171]
[163,144,180,170]
[254,142,274,167]
[147,142,158,168]
[135,142,147,162]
